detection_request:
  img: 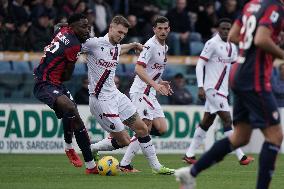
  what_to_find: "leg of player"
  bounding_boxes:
[257,124,283,189]
[91,130,130,156]
[218,111,254,165]
[56,96,97,174]
[124,112,175,175]
[119,117,169,172]
[183,112,216,164]
[119,119,152,172]
[175,123,252,188]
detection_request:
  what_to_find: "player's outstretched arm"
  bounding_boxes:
[228,22,241,44]
[120,42,143,55]
[135,64,170,96]
[254,26,284,59]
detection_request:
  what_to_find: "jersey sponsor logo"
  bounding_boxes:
[217,57,231,64]
[151,63,165,70]
[96,59,118,68]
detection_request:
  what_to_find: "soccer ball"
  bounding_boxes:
[97,156,119,176]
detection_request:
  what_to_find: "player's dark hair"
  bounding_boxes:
[217,18,232,27]
[68,13,87,25]
[111,15,130,28]
[153,16,169,27]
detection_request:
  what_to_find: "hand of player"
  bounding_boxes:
[154,83,170,96]
[198,87,206,100]
[159,80,174,95]
[133,42,144,53]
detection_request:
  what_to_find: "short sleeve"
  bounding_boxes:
[81,37,98,53]
[136,45,152,68]
[199,40,215,61]
[259,5,283,32]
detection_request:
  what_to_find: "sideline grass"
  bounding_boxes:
[0,154,283,189]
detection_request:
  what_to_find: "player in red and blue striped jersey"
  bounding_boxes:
[175,1,284,189]
[33,13,98,174]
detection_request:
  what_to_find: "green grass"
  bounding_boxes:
[0,154,284,189]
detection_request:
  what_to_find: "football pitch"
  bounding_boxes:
[0,154,284,189]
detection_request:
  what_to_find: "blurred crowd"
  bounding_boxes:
[0,0,247,55]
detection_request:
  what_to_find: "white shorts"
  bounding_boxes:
[205,89,230,114]
[130,93,165,120]
[89,91,136,133]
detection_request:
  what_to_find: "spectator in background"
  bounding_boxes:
[86,9,100,37]
[153,0,175,14]
[0,0,9,19]
[106,0,129,15]
[217,0,239,20]
[272,63,284,107]
[129,0,159,20]
[124,14,142,43]
[74,76,89,105]
[196,2,218,42]
[89,0,113,35]
[0,16,9,50]
[166,0,203,55]
[31,0,57,25]
[63,0,80,17]
[28,13,52,51]
[169,73,193,105]
[7,21,30,51]
[8,0,30,24]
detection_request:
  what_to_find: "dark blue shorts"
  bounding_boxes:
[33,80,75,118]
[233,90,280,129]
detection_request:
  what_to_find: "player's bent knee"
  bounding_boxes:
[135,123,148,137]
[118,138,131,147]
[230,134,249,148]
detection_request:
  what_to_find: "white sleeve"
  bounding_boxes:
[196,58,206,87]
[199,40,215,61]
[81,37,98,53]
[136,45,152,68]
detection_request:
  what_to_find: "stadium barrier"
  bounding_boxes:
[0,104,283,154]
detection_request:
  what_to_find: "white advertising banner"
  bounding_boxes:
[0,104,283,154]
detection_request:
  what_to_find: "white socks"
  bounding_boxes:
[185,127,206,157]
[120,136,140,166]
[224,130,244,160]
[85,160,96,169]
[65,142,73,150]
[138,136,162,171]
[91,137,116,151]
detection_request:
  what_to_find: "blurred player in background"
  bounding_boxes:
[33,14,98,174]
[175,0,284,188]
[82,15,174,175]
[183,18,253,165]
[119,16,175,174]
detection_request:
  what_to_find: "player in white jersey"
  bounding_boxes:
[183,18,254,165]
[119,16,174,173]
[82,15,174,174]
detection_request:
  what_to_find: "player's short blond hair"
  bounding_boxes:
[111,15,130,28]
